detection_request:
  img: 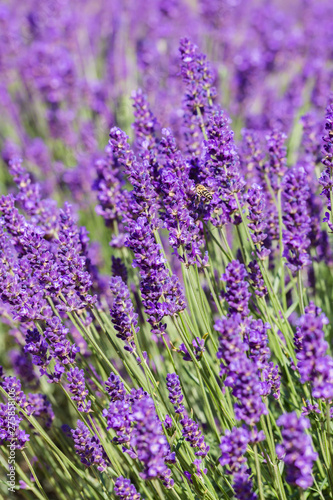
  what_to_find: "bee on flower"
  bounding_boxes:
[195,184,213,204]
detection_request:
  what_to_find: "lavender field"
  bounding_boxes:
[1,0,333,499]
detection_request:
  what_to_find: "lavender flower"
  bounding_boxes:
[215,315,267,425]
[166,373,185,415]
[276,412,317,489]
[246,184,270,260]
[177,337,205,362]
[67,367,92,413]
[105,372,126,402]
[0,403,30,449]
[71,420,108,472]
[126,215,186,336]
[110,276,139,354]
[180,415,210,457]
[248,260,267,298]
[104,399,132,444]
[221,260,251,319]
[201,110,245,226]
[282,167,311,272]
[179,37,215,165]
[319,102,333,231]
[158,128,203,266]
[295,302,333,399]
[220,426,257,500]
[166,373,209,457]
[130,395,174,487]
[114,476,141,500]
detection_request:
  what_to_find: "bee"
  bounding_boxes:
[195,184,213,204]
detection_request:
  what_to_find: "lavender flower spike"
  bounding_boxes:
[110,276,139,354]
[276,412,317,489]
[114,476,141,500]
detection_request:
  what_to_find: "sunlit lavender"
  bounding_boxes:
[1,1,333,499]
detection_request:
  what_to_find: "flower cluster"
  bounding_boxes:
[220,426,257,500]
[71,420,108,472]
[295,302,333,399]
[166,373,209,458]
[276,412,317,489]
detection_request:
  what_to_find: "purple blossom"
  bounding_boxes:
[276,412,317,489]
[221,260,251,319]
[319,102,333,232]
[248,261,267,298]
[105,372,126,402]
[71,420,108,472]
[67,367,92,413]
[246,184,270,260]
[0,403,30,450]
[26,393,54,429]
[215,315,267,425]
[220,426,257,500]
[130,395,174,488]
[201,110,245,226]
[110,276,139,354]
[158,129,203,267]
[295,302,333,399]
[114,476,141,500]
[166,373,185,415]
[179,37,216,165]
[282,167,311,272]
[166,373,209,457]
[164,415,173,429]
[301,400,321,417]
[104,399,132,445]
[126,215,186,336]
[180,414,210,457]
[177,337,205,362]
[93,144,128,226]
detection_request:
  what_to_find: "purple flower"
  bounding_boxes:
[245,319,271,369]
[67,367,92,413]
[221,260,251,319]
[301,400,321,417]
[246,185,270,260]
[215,315,267,425]
[130,395,174,487]
[103,399,132,445]
[114,476,141,500]
[166,373,209,457]
[180,415,210,457]
[93,144,128,226]
[164,415,173,429]
[282,167,311,272]
[24,328,49,370]
[126,215,186,336]
[201,110,245,226]
[158,129,203,267]
[179,37,216,164]
[166,373,185,415]
[248,260,267,298]
[110,276,139,354]
[276,412,317,489]
[26,393,54,429]
[177,337,205,362]
[0,403,30,450]
[220,426,257,500]
[319,102,333,232]
[295,302,333,399]
[71,420,108,472]
[105,372,126,402]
